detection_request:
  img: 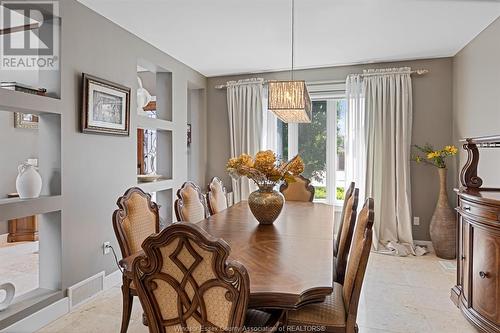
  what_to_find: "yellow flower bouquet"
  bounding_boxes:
[412,144,458,168]
[226,150,304,188]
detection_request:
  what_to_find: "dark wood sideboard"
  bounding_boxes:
[452,136,500,332]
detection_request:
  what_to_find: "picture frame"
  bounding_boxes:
[81,73,131,136]
[14,113,39,129]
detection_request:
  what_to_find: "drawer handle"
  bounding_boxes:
[461,255,466,260]
[479,271,488,279]
[463,206,471,211]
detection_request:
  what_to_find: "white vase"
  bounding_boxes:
[16,163,42,199]
[0,282,15,312]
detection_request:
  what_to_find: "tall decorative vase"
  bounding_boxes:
[16,163,42,199]
[248,185,284,225]
[429,168,456,259]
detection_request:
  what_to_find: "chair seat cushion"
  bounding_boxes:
[244,309,282,331]
[287,282,345,328]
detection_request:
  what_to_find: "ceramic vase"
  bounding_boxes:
[0,283,15,312]
[429,168,456,259]
[248,184,284,225]
[16,163,42,199]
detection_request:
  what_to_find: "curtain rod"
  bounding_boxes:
[214,69,428,89]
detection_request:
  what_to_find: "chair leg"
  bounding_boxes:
[120,281,134,333]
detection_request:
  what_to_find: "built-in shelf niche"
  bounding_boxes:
[136,128,172,182]
[137,61,172,122]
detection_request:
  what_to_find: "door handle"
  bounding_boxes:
[479,271,488,279]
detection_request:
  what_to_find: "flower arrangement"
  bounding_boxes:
[412,144,458,168]
[226,150,305,188]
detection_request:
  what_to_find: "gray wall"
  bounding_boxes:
[188,88,207,186]
[207,58,454,241]
[57,1,206,288]
[453,17,500,188]
[0,111,39,235]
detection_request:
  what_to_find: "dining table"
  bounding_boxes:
[195,200,335,310]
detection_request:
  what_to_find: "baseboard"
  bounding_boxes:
[0,234,8,246]
[103,269,122,290]
[414,240,434,253]
[1,297,69,333]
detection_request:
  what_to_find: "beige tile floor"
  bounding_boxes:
[37,252,478,333]
[0,241,39,298]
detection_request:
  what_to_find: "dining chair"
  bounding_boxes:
[286,198,374,333]
[333,186,359,284]
[174,181,209,222]
[279,175,315,202]
[333,182,356,257]
[112,187,160,333]
[206,176,228,215]
[132,222,283,333]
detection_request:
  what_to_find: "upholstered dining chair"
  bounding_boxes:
[112,187,160,333]
[333,186,359,284]
[286,198,375,333]
[174,181,209,222]
[206,177,228,215]
[279,175,315,202]
[132,222,283,333]
[333,182,356,257]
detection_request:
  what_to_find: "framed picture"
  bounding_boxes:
[81,73,131,135]
[14,113,39,129]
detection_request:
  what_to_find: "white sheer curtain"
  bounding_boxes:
[227,78,265,203]
[346,68,424,255]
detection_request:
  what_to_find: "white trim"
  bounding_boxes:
[414,240,434,253]
[325,99,336,205]
[0,233,8,246]
[1,297,69,333]
[103,269,122,291]
[288,123,298,157]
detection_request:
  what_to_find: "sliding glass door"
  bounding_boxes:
[277,98,346,205]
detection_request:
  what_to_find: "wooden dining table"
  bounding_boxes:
[195,200,335,310]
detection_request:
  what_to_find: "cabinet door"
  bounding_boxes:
[472,227,500,324]
[461,217,470,304]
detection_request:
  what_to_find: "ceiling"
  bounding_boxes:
[78,0,500,77]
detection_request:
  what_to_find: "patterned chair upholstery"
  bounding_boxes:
[113,187,160,333]
[333,182,356,257]
[175,181,209,223]
[333,186,359,284]
[279,175,315,202]
[132,222,283,333]
[286,198,374,333]
[206,177,228,215]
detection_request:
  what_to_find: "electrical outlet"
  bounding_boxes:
[103,241,111,255]
[413,217,420,226]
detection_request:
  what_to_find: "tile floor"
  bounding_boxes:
[0,241,39,298]
[37,252,478,333]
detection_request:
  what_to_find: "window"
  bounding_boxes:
[278,97,347,205]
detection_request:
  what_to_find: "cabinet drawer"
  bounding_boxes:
[460,199,500,221]
[472,227,500,324]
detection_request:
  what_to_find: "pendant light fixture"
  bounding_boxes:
[268,0,311,123]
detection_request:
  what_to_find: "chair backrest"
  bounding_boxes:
[335,187,359,284]
[279,175,315,202]
[206,177,228,215]
[334,182,355,255]
[113,187,160,257]
[342,198,374,329]
[132,223,250,333]
[175,181,209,222]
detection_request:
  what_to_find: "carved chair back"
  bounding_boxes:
[279,175,315,202]
[132,223,250,333]
[113,187,160,257]
[334,187,359,284]
[206,177,228,215]
[343,198,374,329]
[175,182,209,222]
[333,182,355,256]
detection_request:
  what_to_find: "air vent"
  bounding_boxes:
[67,271,105,310]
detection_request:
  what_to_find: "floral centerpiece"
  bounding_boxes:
[412,144,458,259]
[227,151,305,224]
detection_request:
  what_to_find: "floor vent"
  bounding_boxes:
[67,271,105,310]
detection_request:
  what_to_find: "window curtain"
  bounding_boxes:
[345,68,424,256]
[226,78,265,203]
